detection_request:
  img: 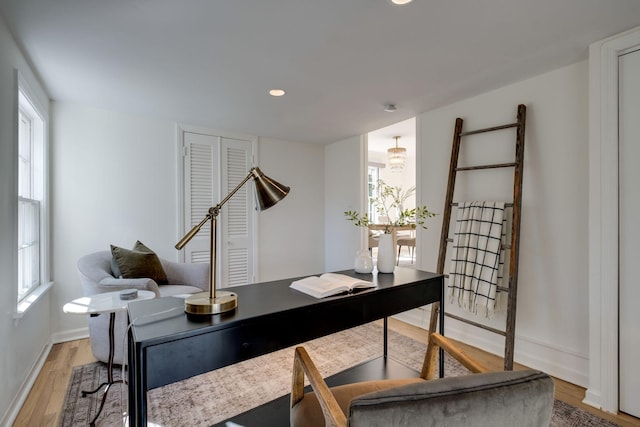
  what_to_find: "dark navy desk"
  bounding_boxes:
[127,267,444,426]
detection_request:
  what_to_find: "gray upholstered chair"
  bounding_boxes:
[76,250,208,364]
[291,333,554,427]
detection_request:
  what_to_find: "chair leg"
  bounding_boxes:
[397,245,402,266]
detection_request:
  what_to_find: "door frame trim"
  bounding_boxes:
[587,25,640,413]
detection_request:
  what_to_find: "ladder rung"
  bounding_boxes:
[444,312,507,336]
[459,122,519,136]
[442,275,510,293]
[451,202,514,207]
[456,162,517,171]
[445,238,512,250]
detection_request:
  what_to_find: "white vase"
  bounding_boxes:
[354,250,373,274]
[376,233,395,273]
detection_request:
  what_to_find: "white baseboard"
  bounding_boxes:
[0,340,52,427]
[583,389,604,411]
[393,307,589,388]
[51,326,89,344]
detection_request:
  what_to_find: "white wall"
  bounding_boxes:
[257,137,325,280]
[51,102,179,334]
[324,135,364,272]
[0,16,52,425]
[413,60,590,386]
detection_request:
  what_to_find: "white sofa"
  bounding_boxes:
[76,251,208,364]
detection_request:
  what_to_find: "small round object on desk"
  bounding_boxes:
[119,289,138,300]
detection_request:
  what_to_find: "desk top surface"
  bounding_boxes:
[128,267,442,345]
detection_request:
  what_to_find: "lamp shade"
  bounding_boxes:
[251,167,290,210]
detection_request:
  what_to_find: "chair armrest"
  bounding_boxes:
[291,346,347,427]
[162,259,209,291]
[98,277,160,296]
[422,333,489,380]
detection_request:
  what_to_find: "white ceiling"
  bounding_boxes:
[368,117,415,156]
[1,0,639,144]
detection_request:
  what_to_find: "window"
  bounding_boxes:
[17,76,49,307]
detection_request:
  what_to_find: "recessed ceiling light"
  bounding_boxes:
[390,0,414,5]
[384,104,397,112]
[269,89,286,97]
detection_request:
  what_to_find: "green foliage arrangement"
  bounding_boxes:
[345,180,436,233]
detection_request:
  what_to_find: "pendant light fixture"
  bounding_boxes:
[388,136,406,172]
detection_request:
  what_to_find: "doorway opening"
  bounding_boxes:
[367,117,417,267]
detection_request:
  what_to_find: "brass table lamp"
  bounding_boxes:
[175,167,289,315]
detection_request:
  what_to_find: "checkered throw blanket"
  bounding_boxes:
[448,201,506,317]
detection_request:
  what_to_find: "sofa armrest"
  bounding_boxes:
[98,277,161,296]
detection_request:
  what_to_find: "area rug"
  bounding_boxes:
[61,322,620,427]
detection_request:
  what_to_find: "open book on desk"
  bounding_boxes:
[290,273,375,299]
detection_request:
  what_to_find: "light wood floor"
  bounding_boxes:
[12,319,640,426]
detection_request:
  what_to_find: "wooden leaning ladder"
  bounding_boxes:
[427,104,527,371]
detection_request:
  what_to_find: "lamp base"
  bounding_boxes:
[184,291,238,315]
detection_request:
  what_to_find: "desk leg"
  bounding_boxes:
[82,312,123,427]
[383,317,388,357]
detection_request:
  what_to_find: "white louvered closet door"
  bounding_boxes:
[183,132,219,264]
[220,137,255,287]
[182,131,256,288]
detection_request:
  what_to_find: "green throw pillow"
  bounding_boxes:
[110,241,168,285]
[111,240,156,278]
[132,240,154,253]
